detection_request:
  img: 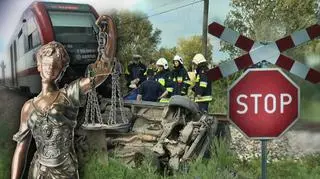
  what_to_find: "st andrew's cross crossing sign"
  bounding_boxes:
[207,22,320,84]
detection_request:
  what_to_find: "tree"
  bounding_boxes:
[176,35,213,71]
[153,47,177,68]
[222,0,320,70]
[110,10,162,67]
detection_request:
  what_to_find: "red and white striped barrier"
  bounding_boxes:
[207,22,320,83]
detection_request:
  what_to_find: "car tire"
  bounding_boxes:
[168,95,199,114]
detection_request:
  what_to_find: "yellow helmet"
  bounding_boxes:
[192,53,206,65]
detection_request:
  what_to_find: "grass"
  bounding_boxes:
[2,134,320,179]
[0,120,15,179]
[300,98,320,122]
[79,139,320,179]
[235,155,320,179]
[0,148,11,179]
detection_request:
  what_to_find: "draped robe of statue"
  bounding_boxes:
[13,80,85,179]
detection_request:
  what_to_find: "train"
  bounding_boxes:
[5,1,99,94]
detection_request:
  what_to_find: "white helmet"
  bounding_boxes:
[156,58,168,69]
[173,55,183,64]
[192,53,206,65]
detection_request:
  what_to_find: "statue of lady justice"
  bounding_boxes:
[11,15,116,179]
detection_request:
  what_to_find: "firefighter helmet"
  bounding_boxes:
[192,53,206,65]
[173,55,183,64]
[156,58,168,69]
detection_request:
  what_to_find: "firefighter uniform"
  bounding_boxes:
[138,77,166,102]
[171,55,191,96]
[192,53,212,112]
[126,54,147,88]
[155,58,173,103]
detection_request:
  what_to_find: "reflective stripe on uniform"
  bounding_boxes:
[158,78,165,86]
[199,81,208,87]
[160,98,170,103]
[166,87,173,92]
[177,77,183,83]
[196,75,200,82]
[184,80,192,85]
[195,95,213,102]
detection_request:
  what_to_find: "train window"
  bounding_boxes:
[18,29,22,38]
[32,30,40,47]
[48,11,97,43]
[26,30,40,51]
[27,34,33,51]
[49,11,96,27]
[17,29,24,58]
[48,11,98,33]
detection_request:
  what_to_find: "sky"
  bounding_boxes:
[132,0,231,62]
[0,0,231,70]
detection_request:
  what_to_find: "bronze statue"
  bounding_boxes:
[11,15,116,179]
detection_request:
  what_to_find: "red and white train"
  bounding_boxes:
[5,1,99,94]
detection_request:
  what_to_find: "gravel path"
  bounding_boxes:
[230,125,320,162]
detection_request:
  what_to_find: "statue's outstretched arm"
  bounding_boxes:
[80,15,117,94]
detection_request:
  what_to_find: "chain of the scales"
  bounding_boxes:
[84,30,106,125]
[109,65,128,125]
[84,17,127,126]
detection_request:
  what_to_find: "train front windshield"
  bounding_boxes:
[48,11,98,65]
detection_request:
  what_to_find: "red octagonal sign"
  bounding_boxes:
[228,68,300,139]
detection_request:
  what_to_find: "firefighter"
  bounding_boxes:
[126,54,147,89]
[192,53,212,112]
[171,55,191,96]
[149,59,157,73]
[137,69,168,102]
[154,57,173,102]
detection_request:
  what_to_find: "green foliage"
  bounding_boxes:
[0,148,10,179]
[176,35,213,71]
[153,47,177,68]
[1,151,11,176]
[80,152,160,179]
[0,120,15,179]
[79,140,320,179]
[209,71,243,113]
[235,155,320,179]
[110,10,162,67]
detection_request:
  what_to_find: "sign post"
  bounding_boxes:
[261,139,267,179]
[228,68,300,178]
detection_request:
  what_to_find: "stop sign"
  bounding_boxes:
[228,68,300,139]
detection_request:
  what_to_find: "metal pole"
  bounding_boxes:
[261,139,268,179]
[202,0,209,59]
